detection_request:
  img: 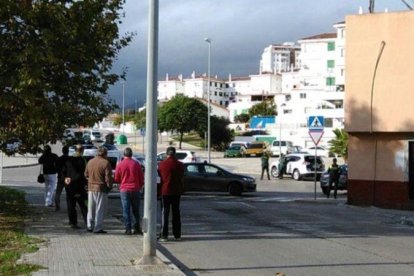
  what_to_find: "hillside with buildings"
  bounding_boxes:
[157,21,346,148]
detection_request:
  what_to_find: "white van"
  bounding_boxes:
[270,140,293,157]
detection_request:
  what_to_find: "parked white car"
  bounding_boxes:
[157,150,200,163]
[269,153,325,181]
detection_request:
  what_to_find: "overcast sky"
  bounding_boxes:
[110,0,410,108]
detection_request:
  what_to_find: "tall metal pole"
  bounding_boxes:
[139,0,158,263]
[204,38,211,163]
[122,82,125,132]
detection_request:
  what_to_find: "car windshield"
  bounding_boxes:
[229,145,241,150]
[248,144,263,149]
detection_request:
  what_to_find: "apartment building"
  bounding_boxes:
[259,42,301,74]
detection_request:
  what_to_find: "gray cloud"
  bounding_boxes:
[111,0,407,108]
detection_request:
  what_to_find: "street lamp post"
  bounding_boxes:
[122,82,125,132]
[204,37,211,163]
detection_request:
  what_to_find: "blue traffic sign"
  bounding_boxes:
[308,116,324,130]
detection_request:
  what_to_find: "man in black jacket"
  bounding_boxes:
[55,146,69,211]
[62,145,88,229]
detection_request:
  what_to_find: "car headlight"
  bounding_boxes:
[242,177,254,182]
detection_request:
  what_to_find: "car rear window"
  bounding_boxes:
[175,152,188,160]
[304,156,323,164]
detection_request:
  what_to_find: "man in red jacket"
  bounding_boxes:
[114,147,144,235]
[158,146,184,242]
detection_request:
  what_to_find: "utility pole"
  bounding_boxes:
[138,0,159,265]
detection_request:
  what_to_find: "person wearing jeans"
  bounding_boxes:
[38,145,59,207]
[114,147,144,235]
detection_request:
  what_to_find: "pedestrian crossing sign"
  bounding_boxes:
[308,116,324,130]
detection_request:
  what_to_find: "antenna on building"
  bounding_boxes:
[401,0,414,10]
[369,0,375,13]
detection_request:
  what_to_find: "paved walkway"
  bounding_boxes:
[16,185,183,275]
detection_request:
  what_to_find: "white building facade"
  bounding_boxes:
[259,42,301,74]
[156,21,347,148]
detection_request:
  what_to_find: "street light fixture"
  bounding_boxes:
[204,37,211,163]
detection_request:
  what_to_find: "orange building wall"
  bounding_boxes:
[345,11,414,209]
[345,11,414,133]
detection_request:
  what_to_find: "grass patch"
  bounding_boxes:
[0,186,43,275]
[171,132,204,148]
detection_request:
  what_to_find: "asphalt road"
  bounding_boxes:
[2,153,414,276]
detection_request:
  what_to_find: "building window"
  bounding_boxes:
[220,101,222,105]
[326,77,336,86]
[214,92,217,96]
[327,60,335,68]
[325,118,333,127]
[327,42,335,51]
[219,92,222,96]
[300,93,306,99]
[341,48,344,57]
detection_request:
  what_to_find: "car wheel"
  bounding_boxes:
[271,166,279,178]
[321,187,329,195]
[292,169,301,181]
[228,182,242,196]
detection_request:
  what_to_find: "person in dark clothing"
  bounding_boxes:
[327,158,340,199]
[38,145,59,207]
[278,154,287,179]
[260,151,270,180]
[158,146,185,242]
[55,146,70,211]
[62,145,88,229]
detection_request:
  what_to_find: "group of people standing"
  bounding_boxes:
[38,144,184,240]
[39,145,114,232]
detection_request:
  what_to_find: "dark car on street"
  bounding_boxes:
[320,164,348,195]
[183,162,256,196]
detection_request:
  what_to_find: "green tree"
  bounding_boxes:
[328,128,348,160]
[211,116,233,150]
[234,113,250,123]
[248,99,277,117]
[158,95,207,149]
[197,116,233,151]
[0,0,133,154]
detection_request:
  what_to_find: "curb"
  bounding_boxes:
[3,163,39,169]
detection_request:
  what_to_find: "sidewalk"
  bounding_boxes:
[16,184,184,275]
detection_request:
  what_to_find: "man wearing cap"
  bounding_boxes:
[84,146,113,234]
[114,147,144,235]
[158,146,185,242]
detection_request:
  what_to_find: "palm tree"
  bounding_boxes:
[328,128,348,161]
